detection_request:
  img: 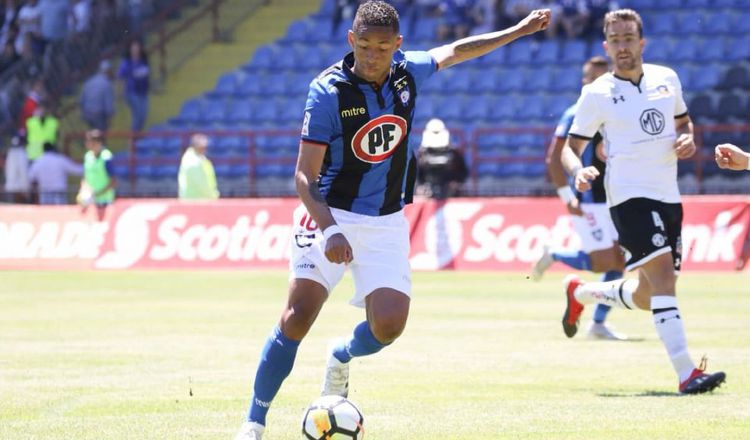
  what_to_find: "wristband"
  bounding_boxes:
[322,225,343,241]
[556,186,576,204]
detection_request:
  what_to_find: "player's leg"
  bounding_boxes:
[244,278,328,434]
[586,244,627,339]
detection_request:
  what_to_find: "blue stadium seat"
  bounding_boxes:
[477,46,506,67]
[226,100,254,125]
[725,35,750,61]
[135,137,159,156]
[152,164,179,179]
[522,162,546,178]
[208,72,240,98]
[213,164,233,177]
[277,97,305,124]
[734,11,750,33]
[536,40,559,64]
[160,136,183,156]
[547,95,572,120]
[487,95,518,122]
[296,44,324,71]
[286,72,311,97]
[433,96,463,122]
[413,18,438,41]
[690,64,722,90]
[413,96,435,126]
[246,45,277,70]
[688,94,714,121]
[695,37,726,62]
[677,11,703,34]
[588,40,606,59]
[257,73,288,97]
[237,72,263,97]
[134,164,154,178]
[281,19,309,44]
[644,37,671,63]
[252,99,278,123]
[471,68,497,93]
[442,67,472,93]
[477,162,502,177]
[203,98,227,125]
[685,0,710,7]
[670,37,698,62]
[174,98,203,125]
[653,0,681,10]
[460,97,491,124]
[560,40,587,64]
[112,160,131,178]
[704,11,733,35]
[508,39,534,64]
[716,94,745,120]
[549,66,580,94]
[648,12,676,36]
[494,68,524,93]
[522,68,552,93]
[515,95,546,122]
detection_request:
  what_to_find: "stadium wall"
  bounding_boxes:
[1,196,749,271]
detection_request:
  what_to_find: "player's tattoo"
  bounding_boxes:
[454,35,504,54]
[309,182,328,205]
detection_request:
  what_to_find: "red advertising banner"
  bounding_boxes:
[1,196,748,271]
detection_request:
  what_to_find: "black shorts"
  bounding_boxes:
[609,198,683,272]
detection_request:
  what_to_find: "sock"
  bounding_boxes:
[574,278,636,310]
[248,326,300,425]
[651,295,696,383]
[592,271,622,323]
[551,249,592,271]
[332,321,387,363]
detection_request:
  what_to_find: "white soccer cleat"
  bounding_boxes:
[531,245,554,281]
[234,421,264,440]
[321,340,350,397]
[586,322,628,341]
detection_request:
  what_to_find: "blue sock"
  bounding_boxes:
[593,271,623,323]
[551,249,592,271]
[247,326,300,425]
[332,321,387,363]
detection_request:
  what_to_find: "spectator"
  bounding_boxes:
[118,39,149,132]
[17,0,42,55]
[178,133,219,200]
[68,0,90,36]
[437,0,477,41]
[28,142,82,204]
[416,118,468,199]
[3,134,29,202]
[39,0,69,45]
[558,0,588,39]
[79,129,115,221]
[585,0,617,38]
[0,38,19,71]
[80,59,114,130]
[18,78,45,136]
[25,103,58,161]
[0,0,21,48]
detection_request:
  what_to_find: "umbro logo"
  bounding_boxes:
[612,95,625,104]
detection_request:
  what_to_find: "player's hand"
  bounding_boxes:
[715,143,750,171]
[574,166,599,192]
[324,233,353,264]
[673,133,696,159]
[518,9,551,35]
[566,198,583,216]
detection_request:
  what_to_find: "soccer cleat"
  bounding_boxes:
[531,245,554,281]
[561,275,585,338]
[679,357,726,394]
[234,421,264,440]
[321,340,350,397]
[586,322,628,341]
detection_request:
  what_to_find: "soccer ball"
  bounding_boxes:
[301,395,365,439]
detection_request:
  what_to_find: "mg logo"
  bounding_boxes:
[640,108,665,135]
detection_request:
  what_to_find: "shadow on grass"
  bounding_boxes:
[598,390,678,398]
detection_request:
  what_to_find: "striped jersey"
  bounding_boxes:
[555,103,606,204]
[301,50,437,216]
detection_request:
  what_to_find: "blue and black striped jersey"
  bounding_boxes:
[301,50,437,216]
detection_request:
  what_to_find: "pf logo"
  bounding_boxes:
[640,108,665,135]
[351,115,408,163]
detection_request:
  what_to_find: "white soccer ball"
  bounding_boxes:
[301,395,365,440]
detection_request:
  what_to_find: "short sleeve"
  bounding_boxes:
[671,71,688,117]
[569,85,604,139]
[554,107,576,139]
[301,79,336,145]
[404,50,438,88]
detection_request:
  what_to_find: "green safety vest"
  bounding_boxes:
[84,148,115,204]
[25,115,59,160]
[178,147,219,199]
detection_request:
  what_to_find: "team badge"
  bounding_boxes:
[351,114,408,163]
[399,87,410,106]
[652,233,666,247]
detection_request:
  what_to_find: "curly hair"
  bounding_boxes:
[352,1,400,35]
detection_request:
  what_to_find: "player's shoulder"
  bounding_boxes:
[396,49,436,71]
[309,60,346,95]
[581,73,617,97]
[643,63,678,79]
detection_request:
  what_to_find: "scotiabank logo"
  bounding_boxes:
[95,203,294,269]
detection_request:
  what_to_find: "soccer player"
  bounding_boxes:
[235,2,551,439]
[80,129,116,222]
[715,143,750,171]
[532,56,627,340]
[559,9,725,394]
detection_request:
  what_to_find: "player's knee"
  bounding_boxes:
[370,313,407,344]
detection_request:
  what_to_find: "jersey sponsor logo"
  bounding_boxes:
[640,108,665,135]
[350,114,408,163]
[340,106,366,118]
[301,111,311,137]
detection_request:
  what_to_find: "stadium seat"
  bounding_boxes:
[653,0,681,10]
[735,11,750,33]
[690,64,723,90]
[471,68,497,93]
[704,11,733,35]
[208,72,240,98]
[413,96,435,126]
[548,66,580,94]
[724,35,750,61]
[670,37,698,62]
[460,97,491,125]
[477,46,506,67]
[644,37,672,63]
[685,0,710,7]
[487,95,518,122]
[237,72,263,97]
[515,95,546,123]
[522,68,552,93]
[508,39,534,64]
[716,94,745,121]
[721,65,750,90]
[246,45,277,70]
[433,96,463,123]
[226,100,254,125]
[160,136,183,156]
[535,40,559,65]
[695,37,726,63]
[174,98,203,125]
[677,11,703,34]
[648,13,676,36]
[296,44,324,71]
[281,19,310,44]
[560,40,587,65]
[152,164,179,179]
[494,68,524,93]
[413,18,438,41]
[203,98,227,125]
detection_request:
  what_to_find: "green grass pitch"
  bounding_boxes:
[1,270,749,439]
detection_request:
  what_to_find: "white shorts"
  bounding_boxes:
[4,147,29,192]
[570,203,619,253]
[289,205,411,308]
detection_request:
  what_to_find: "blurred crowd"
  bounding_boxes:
[333,0,618,41]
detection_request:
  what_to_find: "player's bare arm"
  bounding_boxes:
[562,135,599,192]
[296,141,353,264]
[715,143,750,171]
[673,114,696,159]
[546,136,582,215]
[428,9,551,70]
